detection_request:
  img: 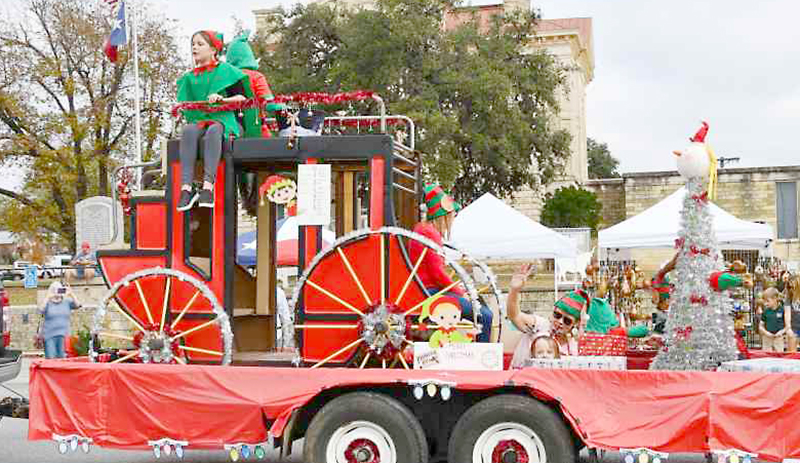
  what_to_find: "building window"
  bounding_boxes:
[776,181,798,239]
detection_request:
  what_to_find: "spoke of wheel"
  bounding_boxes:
[174,355,187,365]
[170,290,201,331]
[310,338,363,369]
[109,301,146,334]
[171,317,219,342]
[397,351,410,370]
[477,285,491,295]
[134,280,155,325]
[359,352,372,369]
[177,345,224,357]
[337,248,372,306]
[394,247,427,306]
[403,279,463,316]
[306,280,365,317]
[382,358,387,369]
[295,324,360,329]
[111,350,140,364]
[98,332,134,342]
[159,276,172,332]
[380,234,386,305]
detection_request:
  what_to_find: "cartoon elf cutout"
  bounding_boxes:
[420,295,478,349]
[258,174,298,216]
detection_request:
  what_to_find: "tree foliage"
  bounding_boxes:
[540,185,601,230]
[587,137,620,179]
[0,0,183,249]
[256,0,571,203]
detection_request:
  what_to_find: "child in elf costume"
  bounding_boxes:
[408,184,494,342]
[176,31,260,212]
[225,31,285,139]
[420,295,476,348]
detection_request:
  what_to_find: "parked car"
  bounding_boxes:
[0,280,9,356]
[6,260,60,280]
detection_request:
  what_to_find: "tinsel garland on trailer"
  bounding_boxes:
[650,177,738,371]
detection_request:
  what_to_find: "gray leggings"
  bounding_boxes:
[179,123,223,185]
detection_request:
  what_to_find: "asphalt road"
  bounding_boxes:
[0,359,745,463]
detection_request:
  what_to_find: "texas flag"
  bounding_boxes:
[103,1,127,62]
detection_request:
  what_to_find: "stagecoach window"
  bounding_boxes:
[356,171,369,229]
[184,206,214,281]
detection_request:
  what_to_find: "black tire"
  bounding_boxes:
[448,394,576,463]
[303,392,428,463]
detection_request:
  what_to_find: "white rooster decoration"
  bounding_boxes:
[673,121,718,198]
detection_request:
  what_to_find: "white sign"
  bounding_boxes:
[413,342,503,371]
[523,356,627,371]
[75,196,124,249]
[296,164,332,226]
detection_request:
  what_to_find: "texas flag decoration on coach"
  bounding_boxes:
[103,1,127,62]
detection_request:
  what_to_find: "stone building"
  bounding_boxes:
[253,0,594,221]
[587,166,800,271]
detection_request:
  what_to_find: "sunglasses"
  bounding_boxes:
[552,311,574,326]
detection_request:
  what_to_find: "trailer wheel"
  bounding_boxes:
[303,392,428,463]
[448,394,575,463]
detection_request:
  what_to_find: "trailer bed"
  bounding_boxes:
[27,360,800,461]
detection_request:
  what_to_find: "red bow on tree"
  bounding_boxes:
[692,191,709,204]
[689,245,711,256]
[674,237,686,249]
[676,326,693,341]
[690,295,708,305]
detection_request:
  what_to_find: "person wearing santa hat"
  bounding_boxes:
[176,31,260,212]
[408,184,494,342]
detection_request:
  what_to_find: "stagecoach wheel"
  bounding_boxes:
[443,241,504,341]
[304,392,428,463]
[292,227,482,369]
[90,268,233,365]
[448,394,576,463]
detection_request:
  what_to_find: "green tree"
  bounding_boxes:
[540,186,601,230]
[0,0,183,250]
[256,0,571,202]
[587,137,620,179]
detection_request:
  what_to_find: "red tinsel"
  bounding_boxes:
[263,117,407,132]
[272,90,377,105]
[171,99,260,118]
[491,440,529,463]
[690,295,708,305]
[116,168,133,216]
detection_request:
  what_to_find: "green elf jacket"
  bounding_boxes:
[176,61,261,138]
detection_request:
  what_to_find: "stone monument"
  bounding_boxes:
[75,196,124,250]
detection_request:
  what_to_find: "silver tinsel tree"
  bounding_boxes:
[650,177,738,371]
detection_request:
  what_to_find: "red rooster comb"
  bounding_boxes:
[689,121,709,143]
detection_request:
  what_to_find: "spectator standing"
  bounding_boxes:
[39,282,81,359]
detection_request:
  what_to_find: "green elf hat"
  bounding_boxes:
[709,271,743,292]
[423,184,461,221]
[554,289,588,320]
[652,275,671,300]
[225,30,259,71]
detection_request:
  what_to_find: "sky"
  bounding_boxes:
[1,0,799,192]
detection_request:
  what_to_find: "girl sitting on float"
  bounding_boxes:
[408,184,494,342]
[175,30,260,212]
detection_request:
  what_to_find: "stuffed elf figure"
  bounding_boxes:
[583,297,650,338]
[225,31,284,138]
[708,271,752,291]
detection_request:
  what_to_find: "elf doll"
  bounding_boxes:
[225,31,285,139]
[258,174,297,216]
[176,31,260,212]
[420,295,476,349]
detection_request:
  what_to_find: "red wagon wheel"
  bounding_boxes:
[90,268,233,365]
[291,227,483,369]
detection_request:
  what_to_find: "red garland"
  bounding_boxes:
[262,117,408,131]
[271,90,377,105]
[690,295,708,305]
[171,99,261,118]
[676,326,693,341]
[491,440,529,463]
[692,191,709,204]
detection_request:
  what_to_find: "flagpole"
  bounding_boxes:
[130,0,143,186]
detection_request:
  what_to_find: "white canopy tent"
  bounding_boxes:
[599,187,773,251]
[450,193,578,260]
